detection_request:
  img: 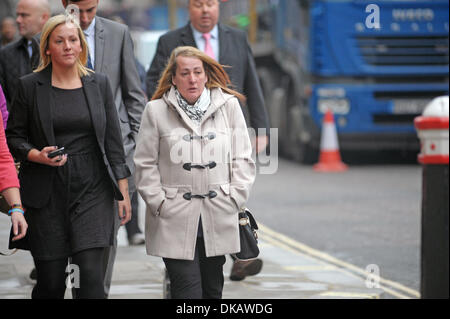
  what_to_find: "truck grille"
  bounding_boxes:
[372,90,448,125]
[357,36,449,66]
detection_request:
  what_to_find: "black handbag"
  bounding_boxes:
[0,217,27,256]
[0,218,20,256]
[234,208,259,261]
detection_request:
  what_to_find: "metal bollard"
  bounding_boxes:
[414,96,449,299]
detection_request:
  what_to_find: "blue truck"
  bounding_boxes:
[246,0,449,162]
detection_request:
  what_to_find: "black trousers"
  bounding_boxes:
[32,247,106,299]
[125,190,142,238]
[163,238,226,299]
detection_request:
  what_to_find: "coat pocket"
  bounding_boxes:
[164,186,178,199]
[219,184,239,214]
[159,186,189,218]
[220,183,230,195]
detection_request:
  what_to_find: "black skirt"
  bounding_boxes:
[10,151,116,261]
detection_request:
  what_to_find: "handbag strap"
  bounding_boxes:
[245,209,259,230]
[239,209,259,230]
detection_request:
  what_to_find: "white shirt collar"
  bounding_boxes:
[191,23,218,40]
[84,17,96,37]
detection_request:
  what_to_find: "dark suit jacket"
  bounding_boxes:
[92,17,146,174]
[6,66,130,209]
[0,36,40,110]
[145,23,269,133]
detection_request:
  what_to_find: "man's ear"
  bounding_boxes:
[41,12,50,22]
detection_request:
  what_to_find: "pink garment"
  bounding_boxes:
[0,85,8,129]
[0,112,19,193]
[202,33,215,60]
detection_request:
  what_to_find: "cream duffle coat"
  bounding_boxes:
[134,87,256,260]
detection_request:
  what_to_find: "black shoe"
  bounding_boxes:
[128,233,145,246]
[163,269,171,299]
[229,258,263,281]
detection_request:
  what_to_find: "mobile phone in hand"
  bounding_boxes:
[48,147,66,158]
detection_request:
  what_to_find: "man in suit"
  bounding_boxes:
[61,0,146,297]
[145,0,268,281]
[0,0,50,109]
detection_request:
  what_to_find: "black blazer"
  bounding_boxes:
[145,23,269,133]
[0,36,40,110]
[6,66,130,209]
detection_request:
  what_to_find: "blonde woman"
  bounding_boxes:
[134,46,256,299]
[6,14,131,299]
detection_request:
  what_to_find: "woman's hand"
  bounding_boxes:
[1,188,28,241]
[157,200,165,214]
[11,212,27,242]
[27,146,68,167]
[117,179,131,226]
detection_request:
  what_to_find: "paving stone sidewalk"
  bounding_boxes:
[1,214,384,299]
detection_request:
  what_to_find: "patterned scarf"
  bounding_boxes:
[175,87,211,125]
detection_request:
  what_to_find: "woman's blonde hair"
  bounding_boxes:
[152,46,246,103]
[34,14,91,77]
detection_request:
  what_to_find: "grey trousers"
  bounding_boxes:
[102,172,137,298]
[102,206,119,298]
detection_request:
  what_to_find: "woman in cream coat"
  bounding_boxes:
[134,46,255,299]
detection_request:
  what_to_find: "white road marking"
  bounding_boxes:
[258,223,420,299]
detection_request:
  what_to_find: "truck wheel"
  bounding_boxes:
[270,87,289,155]
[257,67,279,129]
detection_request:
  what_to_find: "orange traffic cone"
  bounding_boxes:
[313,109,348,172]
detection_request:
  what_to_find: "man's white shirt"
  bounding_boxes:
[83,17,96,68]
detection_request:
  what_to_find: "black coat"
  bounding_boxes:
[6,66,130,209]
[0,36,40,110]
[145,23,269,133]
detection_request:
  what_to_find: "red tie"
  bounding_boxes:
[202,33,215,60]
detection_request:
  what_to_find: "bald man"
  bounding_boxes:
[0,0,50,109]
